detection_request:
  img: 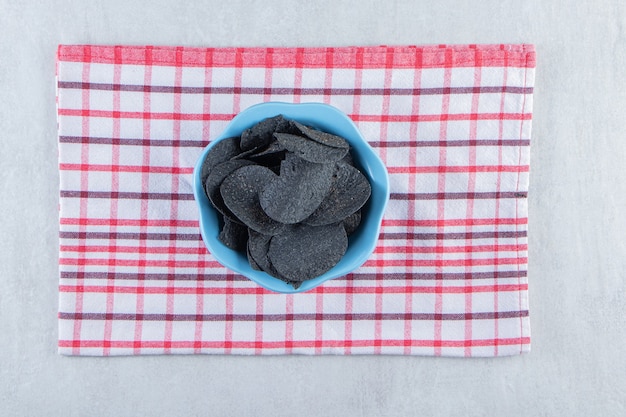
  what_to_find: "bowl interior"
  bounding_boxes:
[193,102,389,293]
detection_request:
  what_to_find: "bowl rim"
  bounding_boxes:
[193,101,390,293]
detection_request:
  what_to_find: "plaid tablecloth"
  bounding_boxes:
[56,44,535,356]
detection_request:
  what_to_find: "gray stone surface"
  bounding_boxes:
[1,0,625,416]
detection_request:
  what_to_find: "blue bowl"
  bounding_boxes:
[193,102,389,293]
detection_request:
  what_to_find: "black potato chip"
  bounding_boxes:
[290,120,349,149]
[244,140,287,167]
[240,115,290,151]
[342,210,362,236]
[200,136,241,190]
[246,230,274,273]
[218,217,249,251]
[247,244,262,271]
[220,165,286,235]
[339,150,354,166]
[247,230,301,287]
[303,162,371,226]
[260,153,335,224]
[268,223,348,282]
[205,159,255,224]
[230,146,264,160]
[275,133,348,164]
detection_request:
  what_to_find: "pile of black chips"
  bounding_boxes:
[201,115,371,289]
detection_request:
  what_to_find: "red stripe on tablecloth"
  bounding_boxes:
[516,50,532,355]
[57,108,531,122]
[58,270,527,282]
[59,283,528,296]
[194,51,215,353]
[314,282,325,353]
[255,287,265,354]
[58,45,536,69]
[263,48,273,102]
[60,218,198,227]
[200,48,214,150]
[292,48,304,104]
[59,163,194,174]
[371,47,396,354]
[224,270,235,354]
[72,45,91,355]
[352,113,532,122]
[59,243,527,255]
[102,46,123,355]
[284,294,295,353]
[58,337,531,350]
[323,48,333,106]
[381,217,528,227]
[464,50,481,356]
[493,54,509,355]
[403,47,423,353]
[132,46,153,354]
[388,165,528,173]
[59,231,202,241]
[374,243,527,255]
[57,108,234,120]
[232,48,243,113]
[59,258,224,268]
[161,47,184,353]
[365,258,527,268]
[389,229,526,240]
[434,49,454,355]
[374,48,388,353]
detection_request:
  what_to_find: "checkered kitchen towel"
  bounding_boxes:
[57,44,535,356]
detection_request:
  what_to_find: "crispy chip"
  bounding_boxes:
[220,165,286,235]
[303,163,371,226]
[290,120,349,149]
[268,223,348,281]
[200,136,241,192]
[240,115,290,151]
[218,217,249,251]
[260,153,334,224]
[275,133,348,164]
[205,159,254,224]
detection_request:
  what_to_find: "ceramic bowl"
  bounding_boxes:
[193,102,389,293]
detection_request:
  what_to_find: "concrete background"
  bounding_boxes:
[1,1,625,416]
